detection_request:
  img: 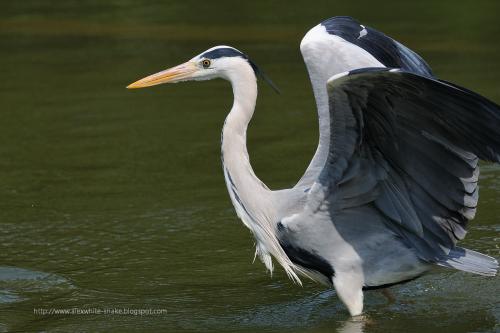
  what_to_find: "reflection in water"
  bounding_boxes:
[338,317,365,333]
[0,266,73,305]
[235,290,337,329]
[0,266,71,290]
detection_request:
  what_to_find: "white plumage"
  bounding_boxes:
[127,16,499,316]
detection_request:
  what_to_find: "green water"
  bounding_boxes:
[0,1,499,332]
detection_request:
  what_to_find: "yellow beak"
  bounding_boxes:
[126,61,198,89]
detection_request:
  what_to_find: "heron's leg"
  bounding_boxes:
[332,273,364,316]
[380,288,396,304]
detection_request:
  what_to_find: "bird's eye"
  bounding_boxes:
[201,59,211,68]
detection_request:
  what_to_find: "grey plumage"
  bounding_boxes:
[127,17,499,316]
[281,68,499,283]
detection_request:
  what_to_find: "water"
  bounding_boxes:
[0,1,499,332]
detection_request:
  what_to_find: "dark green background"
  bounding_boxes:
[0,1,499,332]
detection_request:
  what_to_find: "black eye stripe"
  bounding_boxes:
[201,47,245,60]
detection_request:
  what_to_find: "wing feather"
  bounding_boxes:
[297,16,434,188]
[301,68,500,261]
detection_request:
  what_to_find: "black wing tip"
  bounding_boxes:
[319,16,435,79]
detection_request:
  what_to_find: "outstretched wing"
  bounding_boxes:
[288,68,500,265]
[319,16,434,77]
[297,16,434,187]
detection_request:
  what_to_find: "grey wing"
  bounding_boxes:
[320,16,434,78]
[296,16,435,188]
[282,68,500,276]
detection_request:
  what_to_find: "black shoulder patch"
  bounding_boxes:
[201,47,246,60]
[278,238,334,278]
[281,242,335,278]
[321,16,434,78]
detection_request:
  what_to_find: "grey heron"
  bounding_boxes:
[127,16,499,316]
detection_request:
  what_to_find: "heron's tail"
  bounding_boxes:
[437,247,498,276]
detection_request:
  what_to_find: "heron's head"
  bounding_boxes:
[127,45,278,92]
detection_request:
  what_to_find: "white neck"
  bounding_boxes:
[218,59,308,283]
[221,63,272,217]
[220,62,285,274]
